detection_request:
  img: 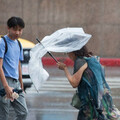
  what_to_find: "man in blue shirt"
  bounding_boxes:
[0,17,28,120]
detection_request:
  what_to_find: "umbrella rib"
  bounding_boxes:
[36,38,58,63]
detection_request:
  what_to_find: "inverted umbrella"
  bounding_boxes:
[28,27,92,90]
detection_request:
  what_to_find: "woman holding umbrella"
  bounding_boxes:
[57,46,120,120]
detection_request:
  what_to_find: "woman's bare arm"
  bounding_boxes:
[57,62,87,88]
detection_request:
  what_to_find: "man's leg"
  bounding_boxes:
[0,96,10,120]
[0,78,10,120]
[8,78,28,120]
[11,92,28,120]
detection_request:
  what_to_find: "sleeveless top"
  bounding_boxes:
[73,56,98,107]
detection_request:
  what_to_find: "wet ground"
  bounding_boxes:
[9,66,120,120]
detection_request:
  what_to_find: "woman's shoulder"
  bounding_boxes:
[76,56,86,62]
[74,57,87,72]
[84,56,100,62]
[75,57,86,65]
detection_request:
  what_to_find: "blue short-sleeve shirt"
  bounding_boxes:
[0,35,23,79]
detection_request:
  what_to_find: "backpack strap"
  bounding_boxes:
[17,40,22,51]
[1,36,8,54]
[1,36,22,54]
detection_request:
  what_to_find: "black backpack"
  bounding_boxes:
[1,36,21,54]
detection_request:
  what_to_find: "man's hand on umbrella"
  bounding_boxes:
[57,62,67,70]
[4,86,14,100]
[4,86,20,102]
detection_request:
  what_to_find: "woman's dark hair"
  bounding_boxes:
[74,46,93,57]
[7,16,25,28]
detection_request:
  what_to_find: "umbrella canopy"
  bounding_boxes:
[29,27,92,90]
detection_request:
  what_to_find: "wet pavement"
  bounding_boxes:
[9,66,120,120]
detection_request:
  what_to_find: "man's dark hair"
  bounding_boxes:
[7,16,25,28]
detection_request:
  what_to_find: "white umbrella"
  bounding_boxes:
[28,27,92,90]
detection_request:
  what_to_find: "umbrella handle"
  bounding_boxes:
[47,51,58,63]
[36,38,58,63]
